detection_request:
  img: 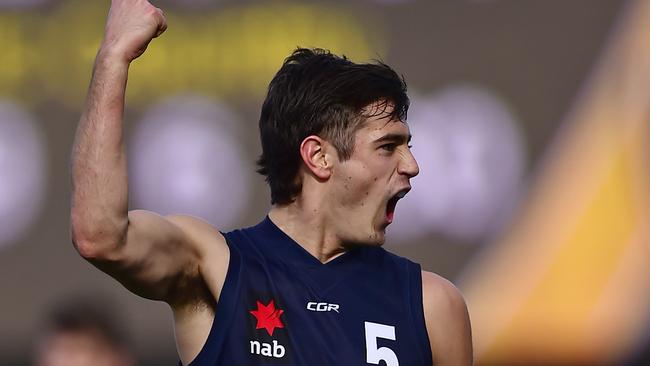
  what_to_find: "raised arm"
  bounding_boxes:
[422,271,473,366]
[70,0,228,306]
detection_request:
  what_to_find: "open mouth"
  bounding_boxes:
[385,189,409,224]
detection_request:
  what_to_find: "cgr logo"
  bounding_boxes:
[307,302,340,313]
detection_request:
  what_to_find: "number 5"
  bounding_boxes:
[364,322,399,366]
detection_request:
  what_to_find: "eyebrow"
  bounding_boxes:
[373,133,412,145]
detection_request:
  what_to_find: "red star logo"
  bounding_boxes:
[249,300,285,336]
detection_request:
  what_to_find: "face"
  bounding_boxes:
[327,111,419,246]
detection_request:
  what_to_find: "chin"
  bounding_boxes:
[342,218,388,246]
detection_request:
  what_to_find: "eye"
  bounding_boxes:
[380,143,397,152]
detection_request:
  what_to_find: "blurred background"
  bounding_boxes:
[0,0,648,365]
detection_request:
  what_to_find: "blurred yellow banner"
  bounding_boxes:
[0,0,381,107]
[462,1,650,364]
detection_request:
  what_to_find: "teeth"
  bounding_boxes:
[396,190,407,199]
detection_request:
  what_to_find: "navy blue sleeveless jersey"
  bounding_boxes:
[187,217,433,366]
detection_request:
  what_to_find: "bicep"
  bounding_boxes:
[422,271,473,366]
[89,210,203,302]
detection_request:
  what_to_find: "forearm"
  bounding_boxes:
[71,51,131,254]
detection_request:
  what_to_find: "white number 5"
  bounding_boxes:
[364,321,399,366]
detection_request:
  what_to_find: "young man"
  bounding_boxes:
[70,0,472,365]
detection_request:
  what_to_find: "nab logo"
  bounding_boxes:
[250,340,286,358]
[249,299,287,359]
[307,302,340,313]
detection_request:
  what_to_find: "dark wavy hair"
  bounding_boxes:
[257,48,409,205]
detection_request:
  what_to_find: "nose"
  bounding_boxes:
[398,148,419,178]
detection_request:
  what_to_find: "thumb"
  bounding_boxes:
[153,8,167,38]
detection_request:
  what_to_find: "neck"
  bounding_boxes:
[268,197,347,264]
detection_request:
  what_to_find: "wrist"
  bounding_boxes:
[95,45,131,70]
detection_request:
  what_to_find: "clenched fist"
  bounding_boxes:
[100,0,167,63]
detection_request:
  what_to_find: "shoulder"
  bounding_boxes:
[420,271,468,335]
[165,214,228,254]
[421,271,473,365]
[163,216,233,365]
[421,271,466,314]
[165,214,230,298]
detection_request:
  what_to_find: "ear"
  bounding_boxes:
[300,135,333,180]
